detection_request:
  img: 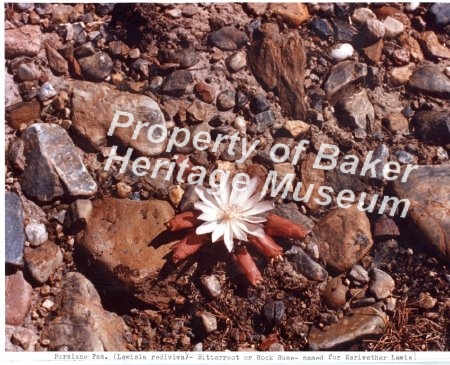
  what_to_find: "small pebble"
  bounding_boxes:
[330,43,354,61]
[233,116,247,133]
[41,299,54,310]
[25,223,48,247]
[225,51,246,72]
[38,82,57,101]
[200,312,217,334]
[201,275,222,298]
[116,182,132,198]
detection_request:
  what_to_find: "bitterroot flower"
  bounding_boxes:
[194,178,274,252]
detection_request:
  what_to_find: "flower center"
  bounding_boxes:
[217,204,242,221]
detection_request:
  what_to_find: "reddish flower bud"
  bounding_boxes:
[248,234,283,260]
[165,211,201,231]
[264,213,310,239]
[172,232,209,263]
[231,246,263,286]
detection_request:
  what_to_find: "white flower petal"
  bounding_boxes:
[236,177,259,207]
[231,222,248,241]
[239,221,266,238]
[197,213,218,222]
[194,202,218,216]
[211,221,226,242]
[241,215,267,224]
[195,186,220,210]
[223,221,234,252]
[242,200,274,216]
[196,221,217,235]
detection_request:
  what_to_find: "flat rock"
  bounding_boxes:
[41,272,128,351]
[24,241,63,284]
[411,110,450,146]
[337,89,374,139]
[248,23,306,119]
[6,100,41,129]
[45,41,69,75]
[21,123,97,202]
[5,192,26,266]
[268,3,310,27]
[408,66,450,98]
[392,165,450,262]
[300,153,326,213]
[5,325,39,351]
[272,202,315,231]
[308,303,387,350]
[314,204,373,273]
[417,31,450,60]
[70,81,167,156]
[78,52,113,81]
[370,268,395,299]
[6,270,32,325]
[286,246,328,282]
[160,70,193,97]
[5,25,42,59]
[390,63,416,86]
[324,61,368,98]
[209,26,249,50]
[77,197,179,308]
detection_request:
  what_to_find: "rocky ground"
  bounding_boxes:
[4,2,450,352]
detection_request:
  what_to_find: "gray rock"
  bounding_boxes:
[6,270,32,325]
[70,81,167,156]
[14,3,33,11]
[34,3,52,15]
[17,64,37,82]
[286,246,328,282]
[372,144,389,182]
[393,150,417,165]
[322,276,348,309]
[216,89,236,110]
[42,272,128,350]
[21,123,97,202]
[5,25,42,59]
[201,275,222,298]
[308,303,387,350]
[209,26,249,50]
[200,312,217,334]
[225,51,246,72]
[250,94,271,114]
[262,299,285,326]
[324,61,368,97]
[411,111,450,146]
[160,70,193,97]
[25,222,48,247]
[5,325,38,351]
[428,3,450,27]
[74,42,96,59]
[337,89,374,139]
[24,241,63,284]
[5,192,26,266]
[79,52,113,81]
[382,16,404,38]
[272,203,315,231]
[178,185,199,212]
[37,82,57,101]
[64,199,93,232]
[392,165,450,262]
[254,110,275,133]
[370,268,395,299]
[349,264,369,284]
[408,66,450,98]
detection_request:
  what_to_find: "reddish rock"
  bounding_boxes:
[5,25,42,59]
[248,23,306,119]
[45,41,69,75]
[77,197,180,308]
[363,39,384,63]
[269,3,310,27]
[314,205,373,273]
[5,100,40,130]
[24,241,63,284]
[322,276,348,309]
[373,215,400,238]
[194,82,215,104]
[417,31,450,60]
[300,153,326,213]
[6,270,32,325]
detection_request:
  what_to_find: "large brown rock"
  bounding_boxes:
[42,272,128,351]
[247,23,306,119]
[314,205,373,273]
[77,197,179,308]
[6,270,32,326]
[392,165,450,262]
[69,81,167,156]
[308,303,387,350]
[5,25,42,59]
